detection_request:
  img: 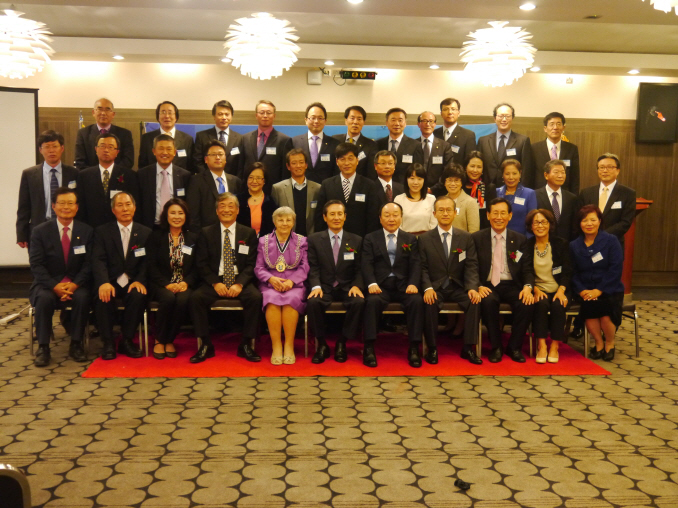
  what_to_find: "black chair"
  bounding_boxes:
[0,464,31,508]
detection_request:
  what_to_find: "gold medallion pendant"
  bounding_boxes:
[275,255,287,273]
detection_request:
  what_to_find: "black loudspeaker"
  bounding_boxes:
[636,82,678,143]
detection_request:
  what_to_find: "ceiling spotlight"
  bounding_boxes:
[429,64,440,69]
[347,0,364,4]
[520,3,536,10]
[324,60,335,66]
[628,69,640,74]
[112,55,124,60]
[530,66,540,72]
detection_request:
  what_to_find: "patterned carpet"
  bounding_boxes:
[1,297,677,508]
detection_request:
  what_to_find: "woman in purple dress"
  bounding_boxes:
[255,206,309,365]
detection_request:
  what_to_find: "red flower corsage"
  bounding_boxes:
[509,251,517,261]
[117,174,124,183]
[345,244,356,253]
[238,240,246,245]
[402,243,412,252]
[131,245,139,250]
[455,248,463,254]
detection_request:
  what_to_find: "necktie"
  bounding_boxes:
[61,226,72,283]
[310,135,319,167]
[497,134,506,162]
[385,183,393,202]
[347,137,354,144]
[160,170,171,208]
[442,232,450,259]
[390,139,397,154]
[222,229,236,287]
[491,234,504,286]
[551,192,561,222]
[219,130,226,144]
[332,234,340,265]
[50,168,59,204]
[599,187,609,211]
[387,234,396,266]
[423,138,431,166]
[121,226,130,257]
[342,178,351,202]
[444,129,450,141]
[217,177,226,194]
[257,132,266,158]
[100,128,109,136]
[550,144,558,160]
[102,169,110,195]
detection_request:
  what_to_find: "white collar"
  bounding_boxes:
[117,221,133,232]
[99,163,114,175]
[220,221,237,237]
[545,184,561,197]
[490,227,507,241]
[341,172,357,185]
[600,180,617,192]
[546,138,562,150]
[422,133,435,143]
[156,163,173,175]
[437,225,453,237]
[216,126,230,135]
[308,131,324,141]
[161,127,176,138]
[210,169,225,181]
[388,133,404,144]
[383,228,399,240]
[378,176,393,189]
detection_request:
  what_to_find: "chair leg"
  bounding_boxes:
[84,313,90,354]
[29,307,35,356]
[304,315,308,359]
[476,319,482,357]
[634,310,639,357]
[528,324,533,358]
[143,310,149,357]
[584,327,589,358]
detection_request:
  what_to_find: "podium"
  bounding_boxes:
[622,198,653,301]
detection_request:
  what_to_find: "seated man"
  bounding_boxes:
[189,192,262,363]
[307,200,365,364]
[420,196,482,365]
[29,187,93,366]
[92,192,152,360]
[472,198,535,363]
[362,202,426,368]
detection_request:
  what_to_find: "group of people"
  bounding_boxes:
[18,96,636,368]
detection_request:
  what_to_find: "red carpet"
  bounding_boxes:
[82,331,610,378]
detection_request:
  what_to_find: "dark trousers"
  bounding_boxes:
[533,293,569,341]
[153,287,193,344]
[424,285,479,346]
[189,283,262,343]
[480,281,534,351]
[306,287,365,342]
[365,277,424,344]
[94,283,148,343]
[30,286,90,345]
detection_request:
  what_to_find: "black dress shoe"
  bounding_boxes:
[118,340,143,358]
[190,344,215,363]
[152,346,166,360]
[589,346,603,360]
[408,346,422,368]
[570,326,584,339]
[602,348,615,362]
[69,342,87,362]
[237,343,261,362]
[164,346,177,359]
[312,344,330,364]
[101,342,116,360]
[506,349,526,363]
[34,345,50,367]
[461,348,483,365]
[424,347,438,364]
[363,346,377,368]
[334,342,348,363]
[488,348,503,363]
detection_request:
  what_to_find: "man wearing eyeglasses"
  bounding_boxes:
[532,112,580,193]
[291,102,340,184]
[535,159,581,242]
[74,98,134,170]
[433,98,477,167]
[139,101,195,172]
[375,108,424,183]
[193,100,242,175]
[332,106,378,177]
[417,111,453,191]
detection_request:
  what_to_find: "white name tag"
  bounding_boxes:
[134,247,146,257]
[358,151,366,160]
[110,190,121,198]
[238,244,249,255]
[321,154,330,162]
[355,193,365,202]
[451,145,460,153]
[68,180,77,189]
[73,245,86,255]
[563,159,571,166]
[459,251,466,262]
[266,147,276,155]
[177,188,185,197]
[552,266,562,275]
[177,149,187,157]
[402,155,413,163]
[344,252,355,260]
[310,201,317,209]
[592,252,603,263]
[181,245,192,255]
[231,147,240,155]
[611,201,622,209]
[506,148,517,156]
[514,197,526,206]
[514,250,523,262]
[432,156,443,165]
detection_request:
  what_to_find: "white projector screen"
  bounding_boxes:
[0,87,39,267]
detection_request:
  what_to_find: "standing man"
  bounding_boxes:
[193,100,242,174]
[307,200,365,364]
[291,102,340,184]
[434,98,477,166]
[29,187,93,366]
[74,98,134,170]
[137,134,192,229]
[138,101,195,171]
[532,112,580,193]
[332,106,378,177]
[375,108,424,183]
[417,111,453,188]
[17,130,79,248]
[373,150,404,203]
[477,103,536,188]
[535,159,580,242]
[271,149,321,236]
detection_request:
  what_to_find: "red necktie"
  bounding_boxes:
[61,226,72,283]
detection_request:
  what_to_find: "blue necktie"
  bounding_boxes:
[217,177,226,194]
[387,233,396,266]
[50,168,59,205]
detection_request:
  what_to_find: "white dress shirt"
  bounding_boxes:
[57,219,73,242]
[42,161,63,219]
[99,163,115,184]
[421,133,435,150]
[488,228,512,281]
[496,130,512,151]
[155,163,174,224]
[378,177,394,192]
[218,221,238,277]
[546,138,562,159]
[308,131,324,155]
[341,172,357,197]
[599,180,617,198]
[161,127,177,138]
[443,123,458,141]
[116,221,133,287]
[210,169,229,193]
[388,133,404,152]
[545,184,562,213]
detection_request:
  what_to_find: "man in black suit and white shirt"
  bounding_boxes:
[193,100,242,174]
[433,98,477,166]
[418,111,453,188]
[307,200,365,364]
[535,159,580,242]
[472,198,535,363]
[532,112,580,193]
[17,130,79,248]
[138,101,195,172]
[332,106,378,177]
[92,192,151,360]
[375,108,424,183]
[74,98,134,170]
[291,102,340,184]
[29,188,93,366]
[373,150,404,203]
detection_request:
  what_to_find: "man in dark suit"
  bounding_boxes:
[17,130,79,248]
[332,106,378,177]
[271,149,321,236]
[472,198,535,363]
[314,143,382,238]
[532,112,580,193]
[92,192,151,360]
[76,132,140,229]
[418,111,454,187]
[189,192,262,363]
[187,140,242,232]
[74,98,134,170]
[307,200,365,364]
[373,150,404,203]
[193,100,242,174]
[362,202,425,368]
[29,188,93,366]
[535,159,580,242]
[421,196,482,365]
[477,103,536,188]
[291,102,340,184]
[237,100,292,187]
[434,98,477,166]
[137,134,192,229]
[375,108,425,183]
[138,101,195,172]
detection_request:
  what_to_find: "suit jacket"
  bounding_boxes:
[375,135,425,183]
[147,229,199,289]
[477,131,536,188]
[75,164,140,229]
[471,228,535,288]
[362,229,420,292]
[307,230,364,293]
[314,174,382,237]
[375,179,405,203]
[523,235,573,293]
[195,222,258,287]
[291,133,340,184]
[419,136,454,187]
[136,164,192,228]
[29,219,93,292]
[332,133,378,177]
[532,139,581,193]
[138,129,195,172]
[535,186,580,243]
[193,127,243,175]
[579,183,636,244]
[74,124,134,170]
[186,170,242,232]
[236,193,277,237]
[271,178,322,235]
[16,164,79,243]
[92,221,152,287]
[237,128,292,187]
[434,125,477,166]
[419,226,479,292]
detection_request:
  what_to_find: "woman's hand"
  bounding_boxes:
[554,288,568,307]
[534,287,548,301]
[579,289,601,301]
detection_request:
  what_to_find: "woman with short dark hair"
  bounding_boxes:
[496,159,537,236]
[237,162,277,237]
[394,163,437,235]
[462,150,496,230]
[440,163,480,233]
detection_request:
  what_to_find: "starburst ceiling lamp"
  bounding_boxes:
[643,0,678,14]
[224,12,300,80]
[0,9,54,79]
[460,21,536,87]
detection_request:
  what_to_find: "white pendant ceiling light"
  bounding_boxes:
[0,9,54,79]
[643,0,678,14]
[460,21,536,87]
[224,12,300,80]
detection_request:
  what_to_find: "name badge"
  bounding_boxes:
[514,250,523,262]
[402,155,413,163]
[266,147,276,155]
[68,180,77,189]
[310,201,317,209]
[355,194,365,202]
[320,154,330,162]
[563,159,571,166]
[177,188,185,197]
[73,245,86,255]
[344,252,355,261]
[514,197,526,206]
[432,156,443,165]
[177,149,187,157]
[181,245,192,255]
[459,251,466,262]
[611,201,622,209]
[592,252,603,263]
[134,247,146,257]
[552,266,562,275]
[110,190,121,198]
[451,145,460,153]
[506,148,517,156]
[231,147,240,155]
[358,151,366,160]
[238,244,249,255]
